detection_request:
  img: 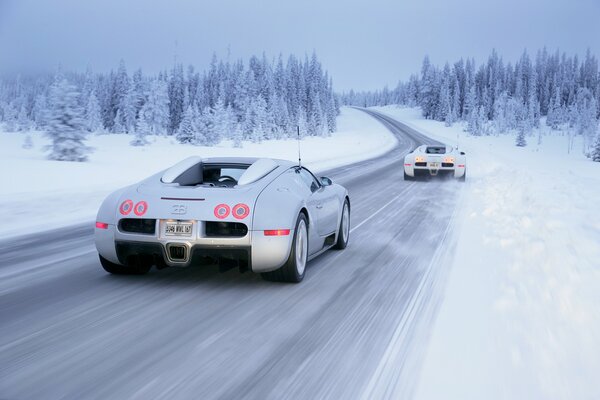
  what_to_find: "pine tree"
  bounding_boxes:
[85,91,102,132]
[2,102,17,131]
[131,104,150,146]
[176,105,197,144]
[17,104,31,131]
[144,79,170,135]
[196,107,219,146]
[591,133,600,162]
[32,94,48,129]
[516,123,527,147]
[45,77,91,161]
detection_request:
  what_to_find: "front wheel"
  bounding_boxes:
[334,199,350,250]
[261,213,309,283]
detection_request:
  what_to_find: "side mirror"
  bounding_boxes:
[460,151,466,155]
[320,176,333,187]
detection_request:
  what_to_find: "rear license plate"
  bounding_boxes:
[429,162,440,168]
[165,222,193,236]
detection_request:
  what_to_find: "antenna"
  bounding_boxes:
[297,126,302,168]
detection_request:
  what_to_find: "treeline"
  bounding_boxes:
[0,52,339,161]
[342,48,600,156]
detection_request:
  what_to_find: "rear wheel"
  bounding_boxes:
[404,170,414,181]
[334,199,350,250]
[261,213,308,283]
[99,255,151,275]
[458,169,466,182]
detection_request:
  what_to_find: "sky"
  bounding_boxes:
[0,0,599,92]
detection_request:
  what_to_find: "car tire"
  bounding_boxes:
[334,199,350,250]
[261,213,308,283]
[404,170,414,181]
[99,255,151,275]
[459,169,466,182]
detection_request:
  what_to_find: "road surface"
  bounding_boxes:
[0,109,461,399]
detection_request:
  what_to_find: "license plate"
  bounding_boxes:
[165,222,193,236]
[429,162,440,168]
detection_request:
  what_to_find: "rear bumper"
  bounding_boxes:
[404,165,465,178]
[95,223,293,273]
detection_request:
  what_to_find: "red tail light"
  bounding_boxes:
[119,199,133,215]
[232,203,250,220]
[134,201,148,216]
[404,163,412,167]
[458,164,465,168]
[214,204,230,219]
[264,229,291,236]
[96,222,109,229]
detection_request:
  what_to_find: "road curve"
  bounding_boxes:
[0,109,460,400]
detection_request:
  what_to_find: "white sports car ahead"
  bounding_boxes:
[403,145,466,181]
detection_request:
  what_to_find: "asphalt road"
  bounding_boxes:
[0,109,461,400]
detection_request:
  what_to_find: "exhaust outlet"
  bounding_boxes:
[166,243,189,263]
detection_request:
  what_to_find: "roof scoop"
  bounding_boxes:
[237,158,278,186]
[161,156,203,185]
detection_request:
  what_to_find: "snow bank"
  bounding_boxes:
[375,106,600,399]
[0,107,396,239]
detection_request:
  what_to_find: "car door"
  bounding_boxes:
[298,168,338,237]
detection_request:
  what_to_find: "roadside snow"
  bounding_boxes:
[375,106,600,399]
[0,107,396,240]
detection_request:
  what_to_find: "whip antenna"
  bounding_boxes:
[297,125,302,168]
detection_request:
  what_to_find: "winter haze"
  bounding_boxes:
[0,0,599,90]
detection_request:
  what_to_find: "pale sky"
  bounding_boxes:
[0,0,598,91]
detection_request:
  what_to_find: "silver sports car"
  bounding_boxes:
[95,157,350,282]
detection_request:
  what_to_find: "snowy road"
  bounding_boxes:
[0,109,461,399]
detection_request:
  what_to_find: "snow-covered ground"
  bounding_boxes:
[375,106,600,399]
[0,107,396,240]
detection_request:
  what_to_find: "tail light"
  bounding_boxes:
[134,201,148,216]
[415,156,426,163]
[214,204,231,219]
[232,204,250,220]
[443,157,455,163]
[119,200,133,215]
[264,229,291,236]
[96,222,109,229]
[404,163,412,167]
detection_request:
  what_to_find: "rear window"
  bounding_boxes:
[173,163,250,187]
[203,165,248,186]
[426,146,446,154]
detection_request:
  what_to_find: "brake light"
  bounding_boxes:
[214,204,230,219]
[404,163,412,167]
[119,199,133,215]
[232,203,250,220]
[264,229,291,236]
[458,164,465,168]
[96,222,109,229]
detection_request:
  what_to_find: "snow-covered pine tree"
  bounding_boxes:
[546,85,562,130]
[196,107,219,146]
[2,102,17,131]
[32,94,48,130]
[591,133,600,162]
[85,91,102,132]
[17,104,31,131]
[144,79,170,135]
[168,64,185,134]
[45,77,91,161]
[515,123,527,147]
[113,109,125,133]
[176,105,196,144]
[131,103,150,146]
